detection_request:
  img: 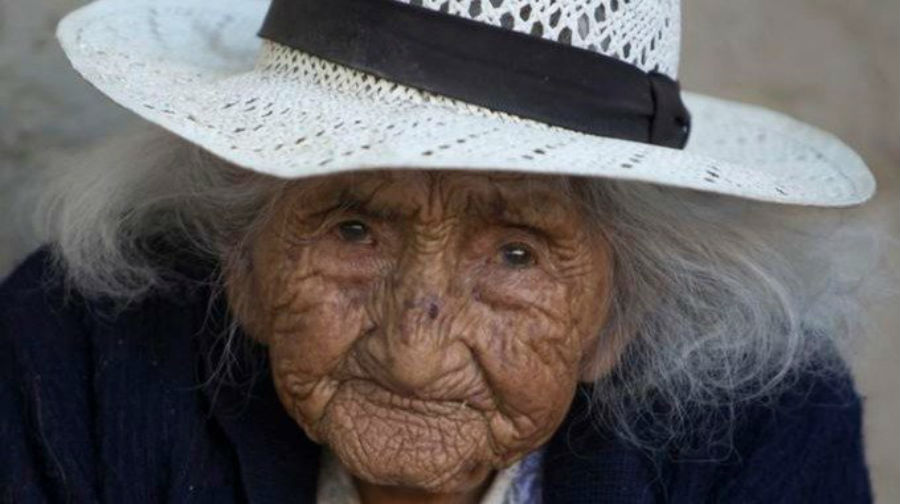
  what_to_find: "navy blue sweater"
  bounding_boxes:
[0,250,872,503]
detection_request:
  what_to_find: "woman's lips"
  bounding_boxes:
[341,378,490,416]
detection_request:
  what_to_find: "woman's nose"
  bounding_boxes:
[367,293,450,394]
[386,239,452,327]
[370,250,458,393]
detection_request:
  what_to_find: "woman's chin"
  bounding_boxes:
[351,456,495,495]
[328,433,495,494]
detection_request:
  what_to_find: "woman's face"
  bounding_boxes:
[228,170,614,493]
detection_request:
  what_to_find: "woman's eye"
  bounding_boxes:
[337,220,371,243]
[499,242,536,268]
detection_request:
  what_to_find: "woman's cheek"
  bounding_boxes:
[468,280,581,448]
[259,235,380,357]
[474,263,568,318]
[468,259,581,393]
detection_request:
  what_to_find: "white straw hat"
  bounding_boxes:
[57,0,875,207]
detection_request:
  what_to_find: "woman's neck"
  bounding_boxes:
[354,473,495,504]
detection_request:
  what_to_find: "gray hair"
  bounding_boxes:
[34,127,890,451]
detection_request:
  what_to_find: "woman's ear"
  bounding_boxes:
[578,328,630,382]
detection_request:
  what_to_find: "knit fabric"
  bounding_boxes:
[0,249,873,503]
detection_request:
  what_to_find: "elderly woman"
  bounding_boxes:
[0,0,882,503]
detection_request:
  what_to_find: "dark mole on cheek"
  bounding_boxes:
[427,302,440,320]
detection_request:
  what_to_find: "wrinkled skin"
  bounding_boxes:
[227,170,616,503]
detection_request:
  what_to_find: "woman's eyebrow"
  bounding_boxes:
[484,191,571,233]
[494,218,555,240]
[332,189,403,220]
[446,204,555,244]
[290,189,374,221]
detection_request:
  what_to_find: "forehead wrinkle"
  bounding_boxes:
[425,172,578,233]
[333,172,478,223]
[307,170,577,231]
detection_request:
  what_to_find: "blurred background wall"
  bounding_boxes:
[679,2,899,502]
[1,0,898,500]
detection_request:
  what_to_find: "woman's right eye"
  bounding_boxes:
[498,242,537,269]
[336,220,372,243]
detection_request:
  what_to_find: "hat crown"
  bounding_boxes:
[392,0,681,77]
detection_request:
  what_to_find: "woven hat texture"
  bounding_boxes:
[56,0,876,207]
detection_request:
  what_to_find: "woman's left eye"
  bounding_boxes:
[499,242,536,268]
[337,220,371,243]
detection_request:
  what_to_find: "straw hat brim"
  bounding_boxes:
[57,0,876,207]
